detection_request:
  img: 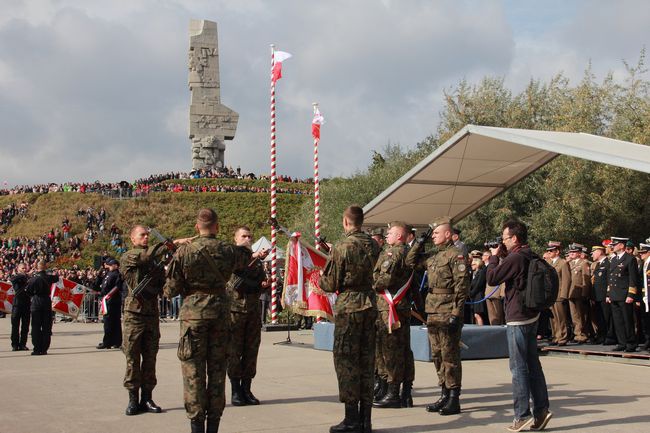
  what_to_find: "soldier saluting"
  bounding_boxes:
[405,217,469,416]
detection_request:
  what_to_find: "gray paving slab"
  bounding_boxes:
[0,318,648,433]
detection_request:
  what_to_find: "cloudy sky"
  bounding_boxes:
[0,0,648,186]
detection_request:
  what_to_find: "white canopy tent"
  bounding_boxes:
[363,125,650,228]
[252,236,284,261]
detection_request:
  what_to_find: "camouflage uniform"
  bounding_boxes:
[165,234,251,422]
[373,243,413,384]
[121,243,168,393]
[320,228,380,405]
[406,240,469,390]
[227,260,266,381]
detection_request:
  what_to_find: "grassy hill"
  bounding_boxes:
[0,181,312,268]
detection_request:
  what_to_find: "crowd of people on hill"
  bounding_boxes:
[0,202,29,234]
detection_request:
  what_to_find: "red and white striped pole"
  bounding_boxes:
[270,44,279,324]
[313,103,321,251]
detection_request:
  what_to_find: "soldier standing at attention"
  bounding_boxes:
[320,205,380,433]
[165,209,264,433]
[227,226,269,406]
[590,245,615,344]
[545,242,571,346]
[10,263,31,351]
[372,221,414,409]
[97,258,123,350]
[606,237,639,352]
[25,261,58,355]
[406,217,469,416]
[121,225,185,416]
[567,243,592,343]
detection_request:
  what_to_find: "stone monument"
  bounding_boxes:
[188,19,238,170]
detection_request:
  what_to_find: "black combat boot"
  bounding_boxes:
[140,389,162,413]
[190,418,205,433]
[125,389,140,416]
[241,378,260,405]
[373,379,388,402]
[359,402,372,433]
[425,385,449,413]
[400,381,413,408]
[372,382,401,408]
[206,416,220,433]
[230,377,247,406]
[439,388,460,415]
[329,402,361,433]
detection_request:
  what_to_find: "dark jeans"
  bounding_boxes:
[11,307,31,348]
[507,320,549,420]
[31,308,53,353]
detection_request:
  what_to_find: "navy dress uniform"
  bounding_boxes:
[607,237,639,352]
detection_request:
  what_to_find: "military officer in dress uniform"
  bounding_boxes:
[590,245,615,344]
[406,217,469,416]
[606,237,639,352]
[546,242,571,346]
[636,242,650,352]
[567,243,592,343]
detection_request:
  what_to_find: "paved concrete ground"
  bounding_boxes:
[1,318,649,433]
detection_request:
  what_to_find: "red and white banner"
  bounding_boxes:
[283,233,334,320]
[312,105,325,140]
[0,281,14,313]
[378,273,413,333]
[271,50,292,84]
[51,278,87,319]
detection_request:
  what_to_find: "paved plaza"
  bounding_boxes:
[1,318,648,433]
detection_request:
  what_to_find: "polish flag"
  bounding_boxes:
[271,51,292,84]
[0,281,14,313]
[51,278,87,319]
[312,106,325,140]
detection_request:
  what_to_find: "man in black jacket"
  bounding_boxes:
[606,237,639,352]
[26,261,59,355]
[486,220,551,432]
[10,263,31,351]
[97,258,123,349]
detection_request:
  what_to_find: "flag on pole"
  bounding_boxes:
[312,105,325,140]
[0,281,14,313]
[51,278,87,319]
[271,50,292,84]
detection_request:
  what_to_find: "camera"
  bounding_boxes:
[484,237,503,249]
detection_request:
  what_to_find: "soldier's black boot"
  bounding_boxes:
[425,385,449,413]
[140,389,162,413]
[400,381,413,408]
[329,402,361,433]
[439,388,460,415]
[359,402,372,433]
[206,417,220,433]
[241,378,260,405]
[373,382,401,408]
[230,378,247,406]
[125,389,140,416]
[373,379,387,402]
[190,418,205,433]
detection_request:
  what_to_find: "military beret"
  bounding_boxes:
[453,228,462,235]
[546,241,561,251]
[602,239,612,247]
[105,258,119,266]
[371,227,384,236]
[638,243,650,253]
[610,236,628,245]
[429,216,452,230]
[591,245,606,252]
[625,240,635,248]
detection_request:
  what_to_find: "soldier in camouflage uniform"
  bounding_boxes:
[121,225,182,416]
[406,217,469,416]
[227,226,269,406]
[320,206,380,433]
[372,221,414,409]
[165,209,265,433]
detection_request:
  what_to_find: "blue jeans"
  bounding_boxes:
[507,320,549,420]
[171,295,182,319]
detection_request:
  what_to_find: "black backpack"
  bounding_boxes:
[523,253,559,311]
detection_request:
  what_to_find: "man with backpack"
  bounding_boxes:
[486,220,552,432]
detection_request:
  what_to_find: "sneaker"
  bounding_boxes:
[506,417,534,432]
[531,409,553,431]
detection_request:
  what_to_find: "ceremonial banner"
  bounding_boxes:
[51,278,86,319]
[0,281,14,313]
[271,50,292,83]
[283,233,334,320]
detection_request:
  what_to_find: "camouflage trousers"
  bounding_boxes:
[427,316,462,389]
[178,318,230,421]
[333,308,377,404]
[228,309,262,380]
[122,311,160,391]
[375,309,413,384]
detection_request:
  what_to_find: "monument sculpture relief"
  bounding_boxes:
[188,19,238,170]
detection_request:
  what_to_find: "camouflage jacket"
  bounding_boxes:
[405,240,469,317]
[373,243,413,312]
[227,259,266,313]
[164,234,251,320]
[121,243,168,316]
[320,228,380,314]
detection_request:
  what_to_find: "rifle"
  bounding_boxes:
[130,228,176,299]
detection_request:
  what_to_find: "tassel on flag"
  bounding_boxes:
[271,50,292,83]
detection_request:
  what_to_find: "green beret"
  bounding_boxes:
[429,216,452,230]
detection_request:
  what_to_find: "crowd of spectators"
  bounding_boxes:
[0,202,29,234]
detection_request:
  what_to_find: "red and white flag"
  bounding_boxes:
[312,106,325,140]
[378,273,413,333]
[51,278,87,319]
[283,233,334,320]
[0,281,14,313]
[271,50,292,84]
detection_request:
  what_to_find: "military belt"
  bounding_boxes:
[431,288,454,294]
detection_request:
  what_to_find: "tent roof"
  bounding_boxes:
[252,236,284,261]
[363,125,650,228]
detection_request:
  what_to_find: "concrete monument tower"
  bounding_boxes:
[188,19,238,170]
